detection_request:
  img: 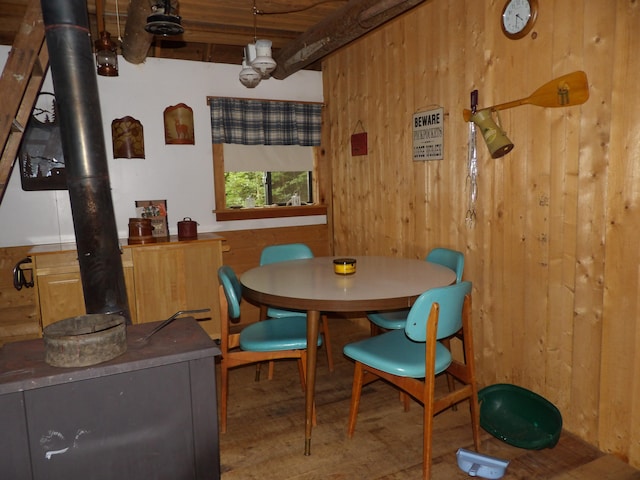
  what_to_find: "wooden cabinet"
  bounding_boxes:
[29,233,227,339]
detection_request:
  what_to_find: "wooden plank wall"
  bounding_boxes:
[322,0,640,467]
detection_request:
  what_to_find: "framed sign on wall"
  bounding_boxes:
[412,106,444,161]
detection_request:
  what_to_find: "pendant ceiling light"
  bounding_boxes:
[238,1,277,88]
[239,48,262,88]
[145,0,185,36]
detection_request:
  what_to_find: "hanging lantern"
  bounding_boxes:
[95,31,119,77]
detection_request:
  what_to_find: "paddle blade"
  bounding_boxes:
[462,71,590,122]
[525,70,589,110]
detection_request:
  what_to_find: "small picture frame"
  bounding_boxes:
[135,200,169,238]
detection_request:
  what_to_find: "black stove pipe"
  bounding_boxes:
[40,0,131,324]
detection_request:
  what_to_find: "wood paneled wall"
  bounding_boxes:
[322,0,640,467]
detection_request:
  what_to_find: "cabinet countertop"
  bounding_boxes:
[28,232,227,255]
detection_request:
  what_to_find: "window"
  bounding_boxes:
[209,97,325,221]
[213,144,325,220]
[222,144,313,207]
[224,171,312,207]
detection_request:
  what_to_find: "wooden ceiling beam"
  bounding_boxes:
[120,0,153,64]
[272,0,428,79]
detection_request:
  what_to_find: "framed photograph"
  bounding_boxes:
[135,200,169,238]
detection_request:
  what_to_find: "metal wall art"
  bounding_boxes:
[112,116,145,158]
[163,103,194,145]
[19,92,67,191]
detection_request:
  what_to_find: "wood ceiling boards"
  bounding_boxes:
[0,0,428,77]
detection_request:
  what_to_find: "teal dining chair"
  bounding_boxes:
[367,247,464,333]
[217,265,320,433]
[259,243,334,372]
[343,281,481,480]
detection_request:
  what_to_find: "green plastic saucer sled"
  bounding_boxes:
[478,383,562,450]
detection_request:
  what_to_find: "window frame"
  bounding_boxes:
[212,143,327,221]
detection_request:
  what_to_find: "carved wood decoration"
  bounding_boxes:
[272,0,428,79]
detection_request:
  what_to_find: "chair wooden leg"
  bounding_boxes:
[347,362,365,437]
[423,368,437,479]
[321,315,334,372]
[441,337,457,411]
[460,308,481,451]
[370,323,383,336]
[402,391,411,411]
[423,398,435,480]
[254,305,276,381]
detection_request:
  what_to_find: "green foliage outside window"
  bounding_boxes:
[224,172,264,207]
[225,171,311,207]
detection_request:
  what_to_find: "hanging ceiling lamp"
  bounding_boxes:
[239,45,262,88]
[95,0,118,76]
[145,0,185,36]
[239,1,277,88]
[252,39,276,76]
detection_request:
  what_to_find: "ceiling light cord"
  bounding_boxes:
[252,1,258,42]
[254,0,347,16]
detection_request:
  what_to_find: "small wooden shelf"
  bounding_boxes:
[214,204,327,221]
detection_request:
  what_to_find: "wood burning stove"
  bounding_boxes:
[0,318,220,479]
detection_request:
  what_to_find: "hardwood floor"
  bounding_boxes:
[217,317,640,479]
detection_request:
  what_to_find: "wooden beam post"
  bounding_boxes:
[271,0,428,80]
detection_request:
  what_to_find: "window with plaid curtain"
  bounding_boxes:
[209,98,322,146]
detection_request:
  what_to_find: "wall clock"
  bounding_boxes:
[501,0,538,40]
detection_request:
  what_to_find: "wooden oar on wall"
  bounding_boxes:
[462,71,590,122]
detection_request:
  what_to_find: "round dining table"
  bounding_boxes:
[240,255,457,455]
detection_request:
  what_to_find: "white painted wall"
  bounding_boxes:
[0,45,325,247]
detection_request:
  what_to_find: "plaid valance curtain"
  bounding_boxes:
[209,98,322,146]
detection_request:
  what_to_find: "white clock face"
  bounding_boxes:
[502,0,532,34]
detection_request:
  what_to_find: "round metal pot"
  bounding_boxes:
[43,314,127,368]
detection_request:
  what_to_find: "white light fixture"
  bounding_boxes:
[251,39,276,76]
[239,49,262,88]
[238,1,278,87]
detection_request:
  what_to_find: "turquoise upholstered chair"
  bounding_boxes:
[259,243,334,372]
[367,247,464,333]
[343,281,480,479]
[217,265,320,433]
